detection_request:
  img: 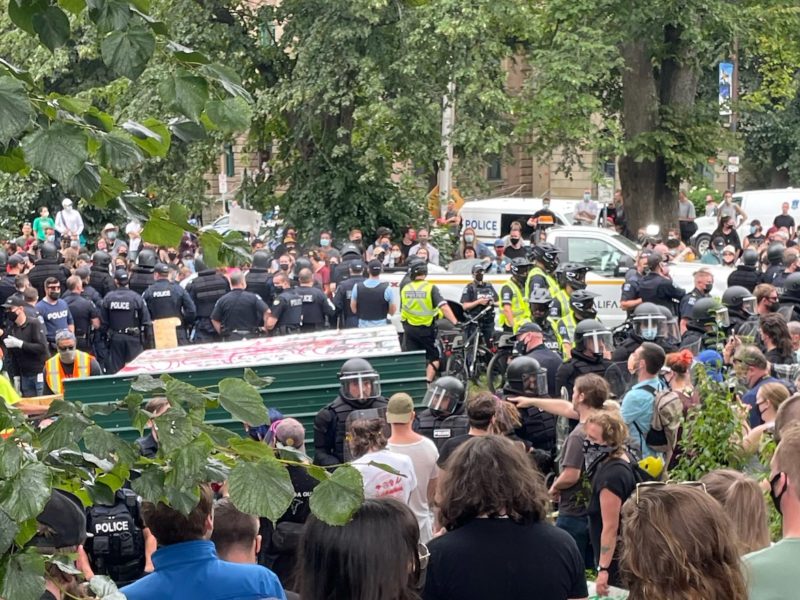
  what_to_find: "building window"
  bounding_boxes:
[224,144,235,177]
[487,156,502,181]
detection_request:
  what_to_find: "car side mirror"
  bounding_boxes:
[614,263,628,278]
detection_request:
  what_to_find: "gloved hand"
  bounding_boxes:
[4,336,23,349]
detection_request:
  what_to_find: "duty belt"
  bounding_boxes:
[113,327,141,335]
[227,329,262,337]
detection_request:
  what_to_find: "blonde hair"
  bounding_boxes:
[757,382,790,413]
[621,486,748,600]
[585,410,628,450]
[700,469,770,554]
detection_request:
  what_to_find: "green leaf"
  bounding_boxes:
[204,458,231,482]
[99,132,145,170]
[218,378,268,425]
[58,0,87,15]
[0,441,23,478]
[153,408,193,454]
[162,375,207,409]
[0,58,33,86]
[0,551,45,600]
[91,169,125,207]
[199,63,253,102]
[229,457,295,522]
[0,461,51,521]
[0,510,18,554]
[166,41,209,65]
[158,71,209,122]
[164,484,200,516]
[197,230,223,268]
[0,146,28,174]
[309,464,363,525]
[89,575,125,599]
[69,162,102,199]
[129,374,165,393]
[0,76,34,145]
[243,368,274,389]
[21,123,89,185]
[142,213,185,248]
[38,412,91,454]
[8,0,48,36]
[88,0,130,33]
[168,437,212,486]
[199,423,236,447]
[205,97,253,134]
[305,464,330,482]
[32,5,71,51]
[123,118,170,157]
[169,118,207,143]
[84,106,115,132]
[83,425,139,464]
[14,518,38,547]
[129,0,150,11]
[81,401,120,417]
[228,437,275,460]
[86,480,115,505]
[100,25,155,80]
[130,466,165,502]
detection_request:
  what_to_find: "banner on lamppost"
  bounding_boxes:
[719,62,733,116]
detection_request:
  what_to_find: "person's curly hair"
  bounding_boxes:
[621,485,748,600]
[436,436,547,531]
[347,418,387,459]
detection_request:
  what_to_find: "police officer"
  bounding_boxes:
[678,268,713,333]
[778,273,800,322]
[296,268,335,332]
[727,248,761,292]
[680,297,727,354]
[549,262,590,322]
[772,247,800,293]
[129,249,157,295]
[528,288,560,353]
[416,376,468,450]
[0,251,16,331]
[612,302,666,362]
[63,275,101,353]
[762,243,786,285]
[266,272,303,335]
[332,243,364,285]
[620,250,651,314]
[211,272,269,341]
[460,263,498,345]
[245,250,274,305]
[638,252,685,314]
[100,270,152,374]
[515,323,562,397]
[312,358,389,466]
[525,243,561,301]
[351,260,396,328]
[400,260,458,383]
[89,251,116,298]
[721,286,758,335]
[332,261,366,329]
[74,266,104,307]
[499,257,532,334]
[185,257,230,343]
[28,242,70,298]
[555,319,613,398]
[555,289,600,357]
[142,263,197,345]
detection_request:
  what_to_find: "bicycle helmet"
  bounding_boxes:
[530,243,560,272]
[555,263,590,290]
[569,290,599,320]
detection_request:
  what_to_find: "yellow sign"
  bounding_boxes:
[427,185,465,218]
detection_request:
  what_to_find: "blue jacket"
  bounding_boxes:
[621,377,665,458]
[121,540,286,600]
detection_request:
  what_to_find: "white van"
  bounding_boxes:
[693,188,800,254]
[459,197,578,245]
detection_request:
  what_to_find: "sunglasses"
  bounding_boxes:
[635,480,706,504]
[58,345,76,352]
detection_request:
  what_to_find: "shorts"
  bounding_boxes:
[403,323,439,363]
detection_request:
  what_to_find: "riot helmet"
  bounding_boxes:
[423,376,466,418]
[691,297,728,329]
[784,272,800,297]
[338,358,381,405]
[632,302,667,341]
[137,248,157,268]
[92,251,111,269]
[40,242,58,260]
[340,243,361,260]
[767,243,785,265]
[504,356,548,396]
[530,243,560,272]
[656,305,680,346]
[529,287,553,319]
[741,248,758,267]
[569,290,599,320]
[555,263,590,291]
[251,250,270,270]
[722,286,757,316]
[294,257,312,276]
[574,319,613,358]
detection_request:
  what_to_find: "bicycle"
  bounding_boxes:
[485,332,518,393]
[442,305,496,386]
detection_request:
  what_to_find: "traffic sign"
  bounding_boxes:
[727,165,740,173]
[728,156,740,166]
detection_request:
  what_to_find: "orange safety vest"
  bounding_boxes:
[44,351,92,395]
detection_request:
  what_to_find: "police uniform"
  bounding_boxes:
[297,285,335,332]
[416,409,469,451]
[727,265,760,292]
[313,396,389,466]
[620,274,642,314]
[0,275,17,330]
[332,274,365,328]
[89,266,116,298]
[678,288,707,322]
[353,279,393,327]
[63,291,100,353]
[246,268,274,306]
[186,269,230,343]
[400,279,447,362]
[211,289,268,340]
[269,288,303,335]
[28,258,70,298]
[638,272,685,315]
[498,279,530,333]
[460,281,498,344]
[142,278,197,345]
[100,288,152,374]
[128,266,155,295]
[762,264,784,285]
[83,284,104,307]
[35,298,74,346]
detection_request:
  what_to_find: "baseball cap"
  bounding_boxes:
[376,226,392,237]
[734,346,767,369]
[517,322,543,335]
[114,269,129,283]
[1,295,25,309]
[368,259,383,275]
[712,237,725,250]
[154,263,170,275]
[494,239,505,247]
[350,261,365,273]
[386,393,415,424]
[102,223,118,232]
[722,245,736,255]
[29,490,87,549]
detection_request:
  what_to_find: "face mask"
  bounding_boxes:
[641,328,658,341]
[320,238,331,247]
[510,237,520,245]
[351,238,362,245]
[464,234,475,243]
[474,273,484,283]
[46,235,55,243]
[48,291,60,300]
[583,193,591,201]
[543,203,550,209]
[419,239,428,246]
[279,263,290,271]
[107,231,117,240]
[168,252,177,260]
[703,283,713,294]
[750,226,757,235]
[381,242,390,251]
[58,348,76,362]
[391,251,401,258]
[767,302,778,313]
[582,439,614,459]
[770,473,786,516]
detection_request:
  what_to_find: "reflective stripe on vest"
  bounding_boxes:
[499,279,531,333]
[401,281,437,326]
[525,267,560,302]
[44,351,91,395]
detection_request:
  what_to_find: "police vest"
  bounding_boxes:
[498,279,530,333]
[518,406,557,455]
[246,269,273,305]
[401,281,437,327]
[128,267,154,295]
[554,310,577,348]
[44,351,92,395]
[551,287,571,320]
[89,268,115,298]
[144,283,182,319]
[326,396,389,463]
[355,282,390,321]
[191,272,229,318]
[525,267,560,305]
[431,414,469,451]
[29,260,65,295]
[85,489,145,586]
[416,409,450,444]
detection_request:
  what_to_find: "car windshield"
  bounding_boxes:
[447,258,487,274]
[611,232,640,254]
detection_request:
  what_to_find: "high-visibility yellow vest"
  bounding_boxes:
[401,281,438,327]
[499,279,531,333]
[553,310,578,350]
[552,287,571,319]
[44,351,92,395]
[525,266,560,302]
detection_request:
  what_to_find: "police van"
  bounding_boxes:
[459,197,578,245]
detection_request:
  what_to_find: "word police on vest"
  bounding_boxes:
[109,302,131,310]
[152,290,171,298]
[95,520,130,533]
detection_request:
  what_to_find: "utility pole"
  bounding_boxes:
[438,81,455,219]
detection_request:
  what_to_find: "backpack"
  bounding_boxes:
[637,385,684,455]
[84,489,145,586]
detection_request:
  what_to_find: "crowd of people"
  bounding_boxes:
[9,192,800,600]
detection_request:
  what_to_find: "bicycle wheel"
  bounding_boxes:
[445,353,469,387]
[486,351,511,393]
[471,346,492,384]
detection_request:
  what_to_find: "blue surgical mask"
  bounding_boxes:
[583,192,591,201]
[641,328,658,341]
[464,234,475,243]
[320,238,331,247]
[750,226,757,235]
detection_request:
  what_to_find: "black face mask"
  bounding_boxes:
[510,237,520,245]
[168,252,178,260]
[703,284,713,294]
[770,473,786,516]
[767,302,779,313]
[279,263,290,271]
[474,273,484,283]
[48,291,60,300]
